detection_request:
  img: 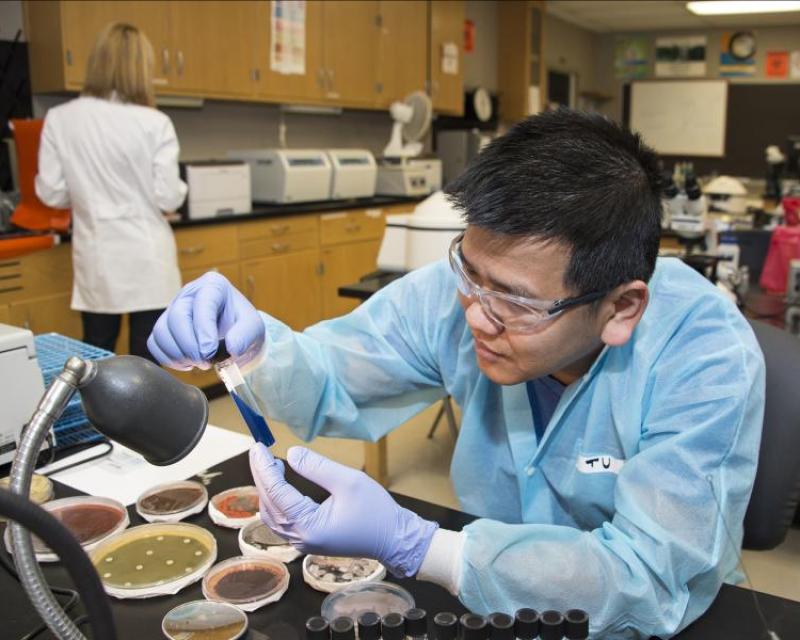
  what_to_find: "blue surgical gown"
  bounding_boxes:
[246,257,765,639]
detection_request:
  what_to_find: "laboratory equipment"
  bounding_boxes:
[303,555,386,593]
[437,129,492,185]
[0,324,46,466]
[227,148,332,203]
[765,145,786,201]
[513,608,540,640]
[208,486,260,529]
[179,161,252,220]
[375,158,433,196]
[135,480,208,523]
[486,612,514,639]
[703,174,747,216]
[162,600,248,640]
[459,613,487,640]
[432,612,458,640]
[405,608,428,639]
[320,580,414,620]
[326,149,377,199]
[330,616,356,640]
[383,91,432,159]
[377,190,465,272]
[381,612,406,640]
[564,609,589,640]
[357,611,382,640]
[238,519,301,563]
[305,616,331,640]
[202,555,290,612]
[91,523,217,599]
[540,610,565,640]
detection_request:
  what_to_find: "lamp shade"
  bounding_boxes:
[80,356,208,466]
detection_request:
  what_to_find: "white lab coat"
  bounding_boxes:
[35,96,187,313]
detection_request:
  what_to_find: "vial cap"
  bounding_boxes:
[564,609,589,639]
[460,613,488,640]
[305,616,330,640]
[514,608,540,639]
[405,608,428,636]
[357,611,381,640]
[330,616,355,640]
[540,610,565,640]
[381,612,405,640]
[433,611,459,640]
[487,612,515,640]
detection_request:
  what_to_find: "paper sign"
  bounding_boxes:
[528,86,541,115]
[790,51,800,79]
[441,42,459,75]
[271,0,306,76]
[655,35,706,77]
[766,51,789,78]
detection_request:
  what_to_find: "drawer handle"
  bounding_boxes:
[271,243,290,253]
[246,275,255,301]
[179,245,206,255]
[270,224,291,236]
[345,224,362,233]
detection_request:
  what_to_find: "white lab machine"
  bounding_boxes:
[0,324,47,466]
[180,161,252,220]
[326,149,377,200]
[227,149,332,204]
[377,191,465,272]
[376,159,434,197]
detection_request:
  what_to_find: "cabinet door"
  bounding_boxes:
[167,0,258,98]
[0,304,9,325]
[9,293,82,339]
[253,0,325,103]
[429,0,464,115]
[321,0,378,107]
[242,250,321,331]
[321,240,381,319]
[376,1,427,108]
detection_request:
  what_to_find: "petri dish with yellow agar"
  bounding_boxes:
[208,486,260,529]
[136,480,208,523]
[238,520,301,563]
[0,474,53,515]
[162,600,248,640]
[202,556,290,612]
[302,555,386,593]
[5,495,128,562]
[90,523,217,599]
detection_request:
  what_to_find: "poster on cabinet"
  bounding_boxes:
[271,0,306,75]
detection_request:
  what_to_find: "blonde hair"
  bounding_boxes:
[83,22,155,107]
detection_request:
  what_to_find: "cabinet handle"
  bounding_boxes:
[246,274,255,301]
[65,49,73,66]
[162,48,171,75]
[271,243,290,253]
[345,223,362,233]
[179,244,206,255]
[327,68,335,90]
[317,67,326,89]
[269,224,290,235]
[251,68,261,82]
[177,50,185,76]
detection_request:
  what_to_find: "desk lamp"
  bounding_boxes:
[4,355,208,640]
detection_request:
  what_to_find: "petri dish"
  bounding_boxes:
[202,555,290,612]
[136,480,208,523]
[238,520,301,563]
[321,580,415,621]
[0,474,54,514]
[208,486,260,529]
[5,495,128,562]
[90,522,217,599]
[303,555,386,594]
[162,600,248,640]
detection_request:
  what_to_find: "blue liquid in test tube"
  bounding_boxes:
[215,359,275,447]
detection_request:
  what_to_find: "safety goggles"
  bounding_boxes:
[448,233,608,333]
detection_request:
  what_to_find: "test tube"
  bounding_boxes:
[460,613,488,640]
[382,612,406,640]
[357,611,382,640]
[432,612,458,640]
[564,610,589,640]
[514,608,540,640]
[330,616,355,640]
[404,607,428,639]
[306,616,330,640]
[212,341,275,447]
[487,612,515,640]
[539,611,564,640]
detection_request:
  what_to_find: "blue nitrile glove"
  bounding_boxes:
[249,443,439,578]
[147,272,265,370]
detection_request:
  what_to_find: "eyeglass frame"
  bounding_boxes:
[448,232,609,332]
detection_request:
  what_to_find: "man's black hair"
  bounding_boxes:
[445,109,663,296]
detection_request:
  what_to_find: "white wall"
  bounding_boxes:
[544,13,599,100]
[464,0,497,92]
[0,0,24,41]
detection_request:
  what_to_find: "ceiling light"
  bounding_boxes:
[687,1,800,15]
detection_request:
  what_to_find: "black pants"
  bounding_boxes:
[81,310,164,363]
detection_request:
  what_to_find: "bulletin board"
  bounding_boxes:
[629,80,728,157]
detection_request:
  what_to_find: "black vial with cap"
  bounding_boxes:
[460,613,488,640]
[564,609,589,640]
[330,616,355,640]
[305,616,330,640]
[357,611,382,640]
[432,611,458,640]
[405,608,429,638]
[540,610,565,640]
[514,609,540,640]
[486,612,515,640]
[382,612,406,640]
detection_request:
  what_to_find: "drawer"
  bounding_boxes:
[240,230,318,260]
[320,209,385,247]
[181,262,241,289]
[175,225,239,270]
[22,243,73,298]
[239,215,318,241]
[0,259,24,304]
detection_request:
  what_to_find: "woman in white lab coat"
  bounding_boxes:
[35,22,186,360]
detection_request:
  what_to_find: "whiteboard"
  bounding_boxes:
[630,80,728,157]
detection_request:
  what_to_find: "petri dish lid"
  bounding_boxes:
[238,520,301,563]
[202,555,290,612]
[5,495,129,562]
[162,600,248,640]
[90,523,217,599]
[0,474,54,507]
[321,580,415,621]
[136,480,208,521]
[208,486,260,529]
[303,555,386,594]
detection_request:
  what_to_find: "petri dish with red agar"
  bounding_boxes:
[208,486,260,529]
[202,556,290,612]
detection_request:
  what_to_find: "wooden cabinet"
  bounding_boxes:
[497,0,546,123]
[174,225,239,271]
[9,292,82,338]
[375,1,428,108]
[321,240,382,319]
[0,305,10,324]
[429,0,464,115]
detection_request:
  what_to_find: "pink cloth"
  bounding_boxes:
[760,225,800,293]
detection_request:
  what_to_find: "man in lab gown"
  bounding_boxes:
[148,109,765,639]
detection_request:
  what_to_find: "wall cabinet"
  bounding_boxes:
[429,0,464,115]
[376,0,429,108]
